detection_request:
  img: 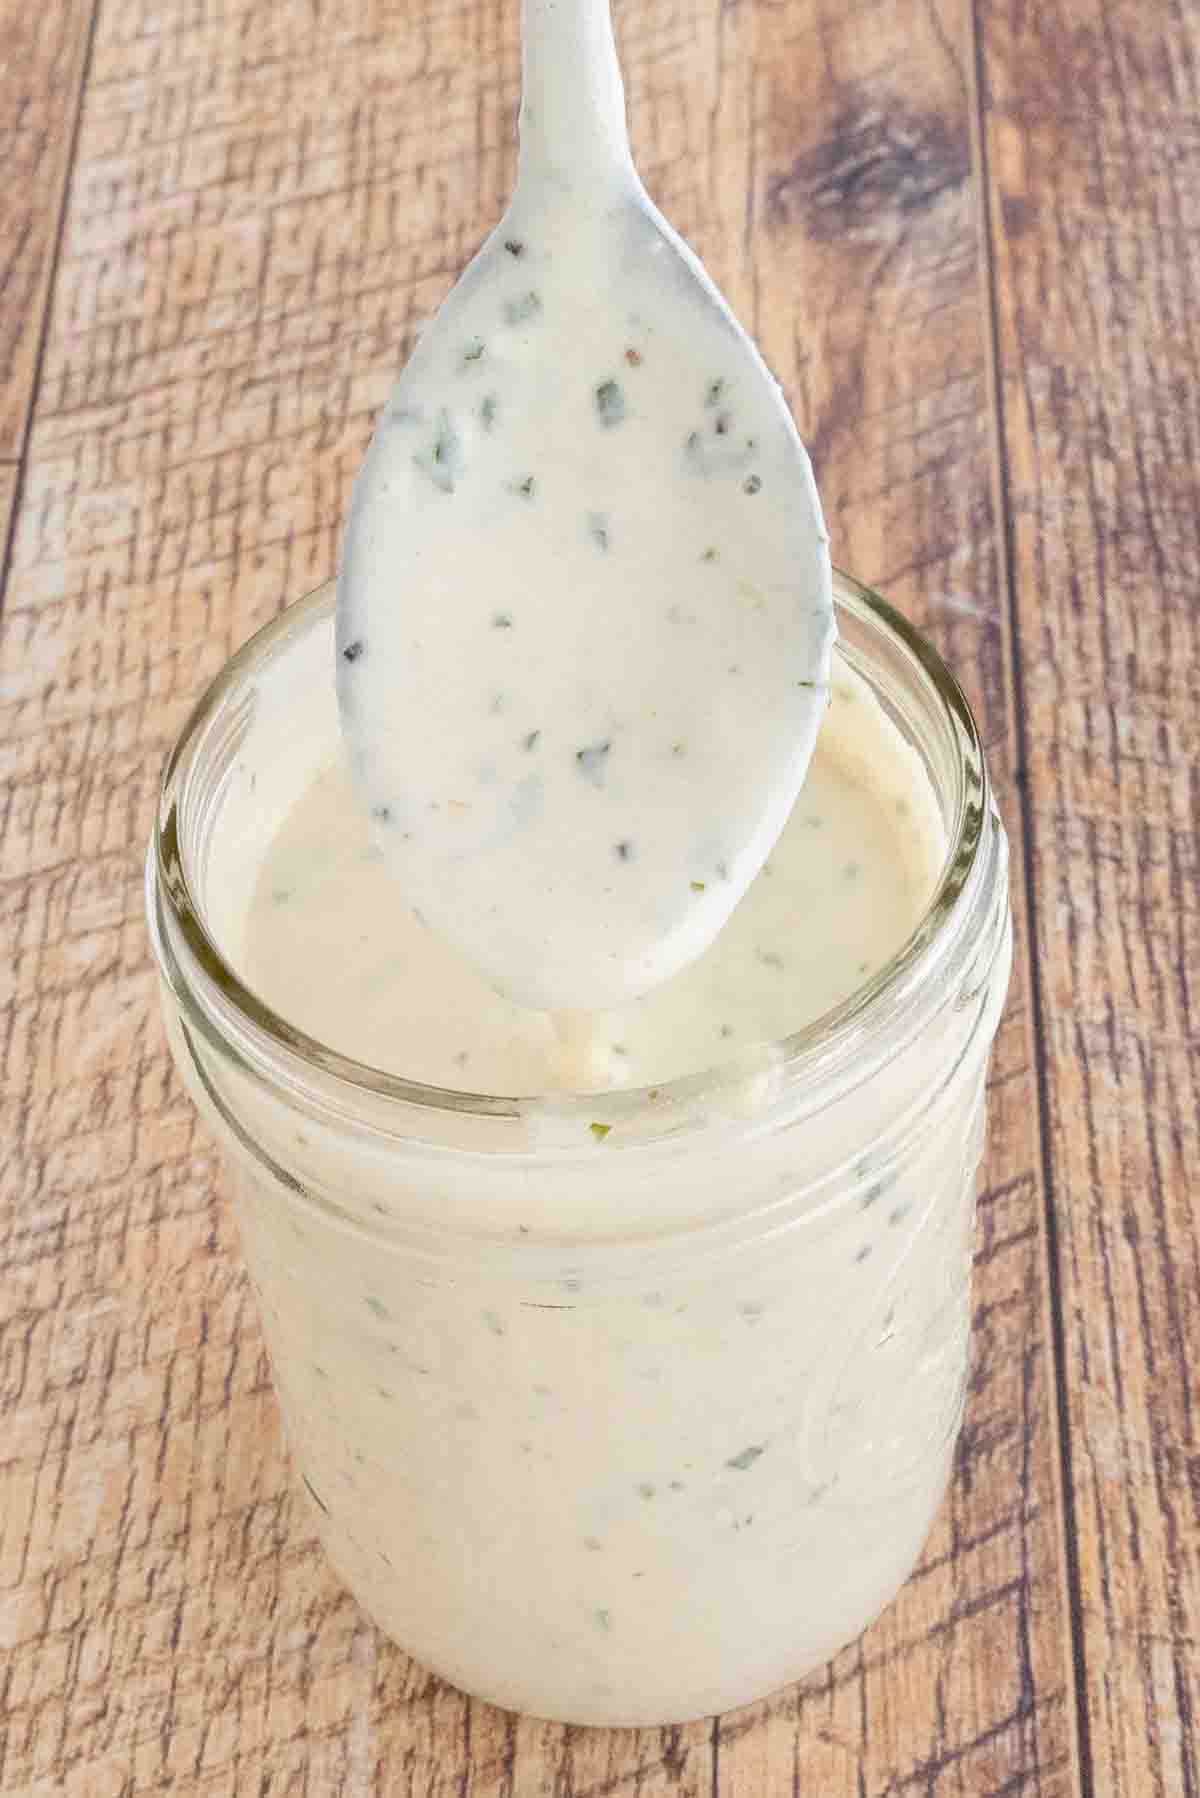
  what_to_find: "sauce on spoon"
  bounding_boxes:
[337,0,833,1012]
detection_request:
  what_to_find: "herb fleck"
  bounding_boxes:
[758,949,785,970]
[720,1024,733,1038]
[844,860,862,880]
[484,1309,505,1337]
[726,1443,766,1472]
[523,729,541,751]
[415,412,463,492]
[492,611,514,629]
[615,840,635,862]
[480,393,497,431]
[511,474,536,499]
[889,1203,911,1226]
[636,1482,657,1499]
[690,880,706,893]
[462,337,485,365]
[596,1608,612,1631]
[271,887,292,905]
[706,378,725,407]
[584,1536,604,1551]
[504,291,542,325]
[365,1295,390,1321]
[589,1122,612,1142]
[854,1245,873,1264]
[701,547,718,563]
[625,346,642,366]
[588,511,610,551]
[594,379,626,427]
[342,639,365,663]
[743,474,762,495]
[371,804,392,823]
[576,740,612,784]
[504,237,525,257]
[714,412,731,436]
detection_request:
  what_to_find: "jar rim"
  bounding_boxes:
[150,569,990,1136]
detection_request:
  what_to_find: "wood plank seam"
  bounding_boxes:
[0,0,103,624]
[966,1,1094,1792]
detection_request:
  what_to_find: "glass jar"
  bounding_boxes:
[146,571,1011,1726]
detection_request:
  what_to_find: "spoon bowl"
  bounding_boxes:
[338,0,833,1011]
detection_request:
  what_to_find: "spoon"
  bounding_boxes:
[337,0,833,1013]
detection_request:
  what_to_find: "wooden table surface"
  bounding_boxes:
[1,0,1197,1792]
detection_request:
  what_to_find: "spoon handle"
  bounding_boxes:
[518,0,635,183]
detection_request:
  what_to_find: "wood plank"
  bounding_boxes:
[980,1,1200,1793]
[0,1,97,460]
[1,0,1073,1793]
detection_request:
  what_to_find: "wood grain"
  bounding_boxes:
[0,0,1125,1788]
[980,2,1200,1794]
[0,1,98,461]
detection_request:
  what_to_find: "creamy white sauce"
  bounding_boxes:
[246,666,942,1093]
[336,0,832,1011]
[193,604,999,1728]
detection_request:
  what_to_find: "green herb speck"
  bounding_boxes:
[726,1443,766,1472]
[365,1295,390,1321]
[271,887,292,905]
[504,238,525,257]
[504,291,542,325]
[758,949,785,970]
[705,378,725,407]
[844,860,862,880]
[636,1481,656,1499]
[584,1536,604,1551]
[511,475,536,498]
[589,1122,612,1142]
[588,511,610,551]
[690,880,706,893]
[743,474,762,495]
[342,639,365,662]
[484,1309,505,1337]
[854,1245,873,1264]
[576,740,612,783]
[714,411,731,436]
[480,394,497,430]
[701,547,718,563]
[462,337,485,365]
[523,729,541,751]
[594,379,625,427]
[596,1608,612,1631]
[492,611,513,629]
[615,840,635,862]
